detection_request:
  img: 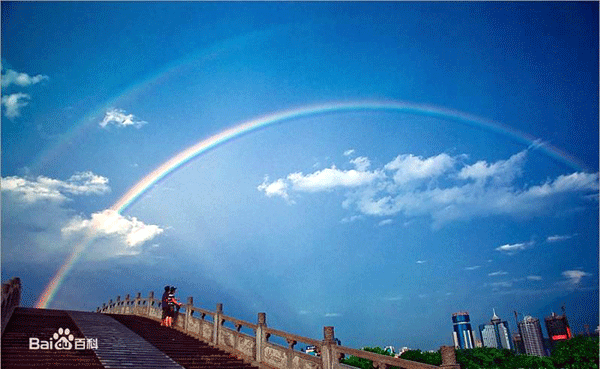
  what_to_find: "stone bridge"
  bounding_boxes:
[2,278,460,369]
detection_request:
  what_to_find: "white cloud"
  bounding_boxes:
[350,156,371,171]
[488,271,508,277]
[527,275,543,281]
[343,149,355,156]
[62,209,164,257]
[384,153,455,185]
[287,166,383,192]
[378,219,393,226]
[1,68,48,88]
[100,108,147,128]
[546,234,575,243]
[465,265,481,271]
[562,270,590,286]
[259,149,599,228]
[2,172,110,203]
[257,176,293,203]
[324,312,341,317]
[495,241,534,255]
[458,151,526,184]
[2,92,30,119]
[416,260,426,264]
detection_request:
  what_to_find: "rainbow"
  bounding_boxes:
[34,100,585,308]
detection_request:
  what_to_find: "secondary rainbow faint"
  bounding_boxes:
[34,100,584,308]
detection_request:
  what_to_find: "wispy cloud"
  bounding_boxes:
[340,215,363,223]
[1,67,48,88]
[2,92,30,119]
[546,234,575,243]
[258,150,599,228]
[343,149,355,156]
[2,172,110,203]
[378,219,393,226]
[100,108,147,128]
[383,296,403,301]
[562,270,590,286]
[527,275,543,281]
[465,265,481,271]
[416,260,427,264]
[488,271,508,277]
[495,241,534,255]
[324,312,341,317]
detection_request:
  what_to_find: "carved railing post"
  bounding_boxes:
[147,291,154,317]
[135,292,141,315]
[321,326,340,369]
[213,303,223,345]
[255,312,267,363]
[440,346,460,369]
[108,299,113,313]
[185,296,193,332]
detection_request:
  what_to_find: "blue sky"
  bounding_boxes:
[2,2,598,351]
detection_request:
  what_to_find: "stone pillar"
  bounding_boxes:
[440,346,460,369]
[147,291,154,317]
[185,296,193,333]
[255,312,267,363]
[213,303,223,345]
[321,326,339,369]
[108,299,113,313]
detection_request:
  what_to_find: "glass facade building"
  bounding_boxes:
[452,311,475,349]
[478,310,513,350]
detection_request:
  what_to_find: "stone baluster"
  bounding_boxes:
[147,291,154,317]
[321,326,340,369]
[213,303,223,345]
[255,312,267,364]
[185,296,193,333]
[135,292,141,315]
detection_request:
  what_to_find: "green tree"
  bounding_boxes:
[551,335,599,369]
[455,347,555,369]
[400,349,442,366]
[341,346,400,369]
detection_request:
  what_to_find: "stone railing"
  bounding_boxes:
[1,277,22,336]
[97,291,459,369]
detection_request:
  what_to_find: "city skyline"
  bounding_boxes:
[2,2,598,351]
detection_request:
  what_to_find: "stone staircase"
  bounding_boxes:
[1,307,259,369]
[108,314,258,369]
[1,307,104,368]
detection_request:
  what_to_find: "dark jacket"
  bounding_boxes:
[161,291,170,309]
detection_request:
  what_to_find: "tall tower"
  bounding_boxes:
[479,309,513,350]
[519,315,546,357]
[452,311,475,349]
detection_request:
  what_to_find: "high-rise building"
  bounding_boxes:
[452,311,475,349]
[478,309,513,350]
[512,333,525,354]
[519,315,546,357]
[545,312,573,346]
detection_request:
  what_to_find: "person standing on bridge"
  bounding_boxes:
[166,286,182,327]
[160,285,170,326]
